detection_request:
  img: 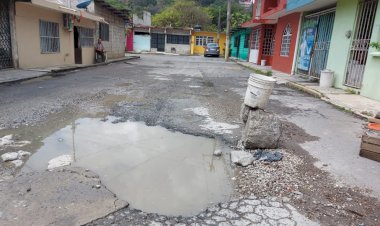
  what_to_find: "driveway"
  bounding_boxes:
[0,55,379,226]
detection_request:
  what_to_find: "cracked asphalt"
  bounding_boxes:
[1,55,379,226]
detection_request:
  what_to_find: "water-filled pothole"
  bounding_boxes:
[22,117,233,216]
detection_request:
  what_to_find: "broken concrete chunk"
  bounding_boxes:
[18,150,31,158]
[0,135,14,146]
[240,104,252,124]
[213,149,222,156]
[1,152,19,162]
[242,109,281,149]
[10,160,23,168]
[47,155,73,170]
[231,151,254,167]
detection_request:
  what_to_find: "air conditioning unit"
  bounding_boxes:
[63,14,73,32]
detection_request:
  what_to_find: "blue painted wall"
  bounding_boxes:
[286,0,315,11]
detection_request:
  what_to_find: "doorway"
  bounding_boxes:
[0,0,13,69]
[249,27,261,64]
[151,33,165,52]
[296,9,335,78]
[345,0,378,88]
[74,26,82,64]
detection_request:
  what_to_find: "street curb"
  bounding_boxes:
[234,61,370,121]
[0,56,140,85]
[50,56,141,73]
[285,81,324,98]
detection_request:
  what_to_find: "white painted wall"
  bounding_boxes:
[165,44,191,55]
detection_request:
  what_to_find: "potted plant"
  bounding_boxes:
[370,42,380,57]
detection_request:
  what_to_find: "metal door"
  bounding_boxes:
[345,0,378,88]
[236,35,240,59]
[249,27,261,64]
[151,33,165,52]
[0,0,13,69]
[309,11,335,77]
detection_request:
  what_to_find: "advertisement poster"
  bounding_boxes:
[297,19,318,72]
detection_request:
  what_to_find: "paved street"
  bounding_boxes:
[1,55,379,225]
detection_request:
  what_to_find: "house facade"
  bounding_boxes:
[242,0,380,101]
[133,26,192,55]
[1,0,129,70]
[326,0,380,101]
[191,31,226,56]
[242,0,302,74]
[230,28,251,61]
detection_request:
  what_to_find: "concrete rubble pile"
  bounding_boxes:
[231,73,282,167]
[241,73,281,149]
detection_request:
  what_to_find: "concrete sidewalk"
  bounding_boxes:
[236,61,380,119]
[0,55,140,84]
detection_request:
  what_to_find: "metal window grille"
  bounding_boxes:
[0,0,13,69]
[99,23,109,41]
[262,26,275,56]
[244,34,250,48]
[78,27,94,47]
[196,36,214,46]
[345,0,378,88]
[167,35,190,44]
[39,20,60,54]
[280,24,292,56]
[196,36,205,46]
[250,28,261,50]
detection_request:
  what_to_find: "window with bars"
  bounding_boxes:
[167,35,190,44]
[244,34,250,48]
[79,27,94,47]
[196,36,206,46]
[280,24,292,56]
[99,23,109,41]
[262,26,275,56]
[39,20,60,54]
[195,36,214,46]
[250,28,261,50]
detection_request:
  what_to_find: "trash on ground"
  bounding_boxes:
[254,150,283,162]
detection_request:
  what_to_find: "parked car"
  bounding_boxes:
[204,43,220,57]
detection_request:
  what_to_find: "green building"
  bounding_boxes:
[230,28,251,61]
[327,0,380,101]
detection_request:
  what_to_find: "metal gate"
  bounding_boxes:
[309,11,335,77]
[0,0,13,69]
[345,0,378,88]
[249,27,261,64]
[151,33,165,52]
[297,9,335,78]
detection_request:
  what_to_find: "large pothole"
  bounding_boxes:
[22,117,233,216]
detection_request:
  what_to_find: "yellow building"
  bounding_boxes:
[191,31,226,56]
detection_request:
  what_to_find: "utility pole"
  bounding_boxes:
[217,7,221,44]
[225,0,231,61]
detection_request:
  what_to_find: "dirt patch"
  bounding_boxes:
[235,120,380,226]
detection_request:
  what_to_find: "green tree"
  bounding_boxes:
[152,0,211,28]
[206,0,251,31]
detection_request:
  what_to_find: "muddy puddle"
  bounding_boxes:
[22,117,233,216]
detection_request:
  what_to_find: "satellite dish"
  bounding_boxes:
[77,0,93,9]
